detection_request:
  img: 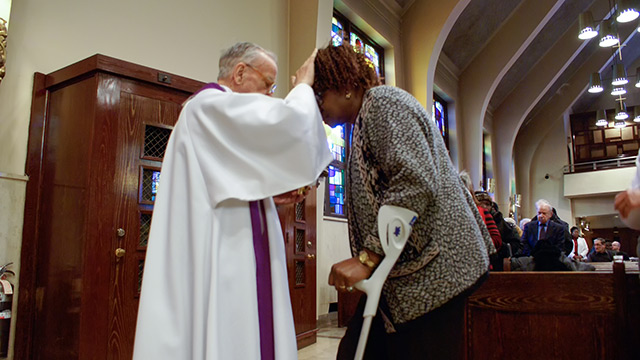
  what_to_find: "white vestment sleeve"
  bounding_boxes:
[182,84,333,206]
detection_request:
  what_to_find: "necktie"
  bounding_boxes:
[539,224,546,240]
[574,239,578,255]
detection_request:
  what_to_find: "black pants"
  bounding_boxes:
[337,274,487,360]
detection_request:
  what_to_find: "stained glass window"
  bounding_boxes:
[331,17,344,46]
[432,93,449,149]
[333,10,384,82]
[324,10,384,218]
[325,124,349,217]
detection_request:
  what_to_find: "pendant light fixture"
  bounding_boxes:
[611,64,629,85]
[617,0,640,23]
[588,72,604,93]
[611,86,627,95]
[596,109,609,126]
[578,2,639,129]
[578,11,599,39]
[615,101,629,120]
[599,19,619,47]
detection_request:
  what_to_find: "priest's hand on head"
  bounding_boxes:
[292,48,317,87]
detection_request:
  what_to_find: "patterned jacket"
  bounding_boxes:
[347,86,494,328]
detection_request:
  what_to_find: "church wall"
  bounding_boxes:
[528,119,573,224]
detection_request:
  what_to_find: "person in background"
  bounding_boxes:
[587,238,614,262]
[133,42,333,360]
[520,199,567,256]
[611,241,630,260]
[316,44,494,360]
[460,172,502,253]
[567,226,589,261]
[476,191,521,258]
[519,218,531,232]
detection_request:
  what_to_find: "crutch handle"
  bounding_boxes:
[353,205,417,359]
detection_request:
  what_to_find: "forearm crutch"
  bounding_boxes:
[353,205,418,360]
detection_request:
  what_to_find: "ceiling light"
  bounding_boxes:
[599,19,619,47]
[596,109,608,126]
[615,101,629,120]
[611,64,628,85]
[578,11,598,39]
[611,86,627,95]
[588,72,603,93]
[636,67,640,87]
[634,106,640,122]
[617,0,640,23]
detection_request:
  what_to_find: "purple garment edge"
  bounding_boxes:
[249,200,275,360]
[194,82,226,96]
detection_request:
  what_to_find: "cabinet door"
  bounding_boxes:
[277,190,318,349]
[108,78,187,360]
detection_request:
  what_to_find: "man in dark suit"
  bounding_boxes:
[520,199,567,256]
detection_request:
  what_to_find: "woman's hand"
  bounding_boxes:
[328,257,373,293]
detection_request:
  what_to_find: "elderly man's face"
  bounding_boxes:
[594,240,606,254]
[537,206,552,225]
[236,53,278,96]
[612,242,621,251]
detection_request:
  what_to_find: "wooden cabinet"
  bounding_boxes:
[17,55,203,360]
[17,54,320,359]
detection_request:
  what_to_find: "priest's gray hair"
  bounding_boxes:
[217,42,277,80]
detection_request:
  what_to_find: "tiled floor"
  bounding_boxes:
[297,315,346,360]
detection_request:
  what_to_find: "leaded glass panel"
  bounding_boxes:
[328,165,345,215]
[141,169,161,203]
[331,17,344,46]
[295,260,305,286]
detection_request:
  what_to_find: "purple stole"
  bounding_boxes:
[249,200,275,360]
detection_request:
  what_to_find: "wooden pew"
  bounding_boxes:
[466,263,640,360]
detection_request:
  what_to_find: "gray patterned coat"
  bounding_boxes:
[346,85,494,329]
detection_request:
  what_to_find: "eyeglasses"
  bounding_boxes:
[244,63,277,95]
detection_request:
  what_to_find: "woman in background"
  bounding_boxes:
[316,44,494,360]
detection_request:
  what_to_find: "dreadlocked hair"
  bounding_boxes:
[313,44,380,96]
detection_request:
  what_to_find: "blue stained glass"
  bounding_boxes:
[336,204,342,214]
[332,17,344,46]
[432,99,447,139]
[330,196,337,203]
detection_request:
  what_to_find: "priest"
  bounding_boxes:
[133,42,332,360]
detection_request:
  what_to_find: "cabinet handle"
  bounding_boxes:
[115,248,126,258]
[306,253,315,259]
